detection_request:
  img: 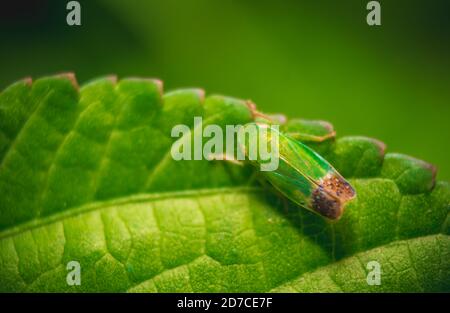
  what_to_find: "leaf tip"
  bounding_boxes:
[55,72,79,90]
[246,100,287,124]
[382,153,438,194]
[371,138,387,157]
[424,161,437,188]
[153,78,164,95]
[195,88,206,102]
[20,76,33,86]
[122,77,164,95]
[104,75,118,85]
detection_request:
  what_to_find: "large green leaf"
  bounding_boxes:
[0,75,448,292]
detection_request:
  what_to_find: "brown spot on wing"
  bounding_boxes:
[312,187,342,219]
[321,173,356,201]
[312,173,356,220]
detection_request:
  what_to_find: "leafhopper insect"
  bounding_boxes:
[229,103,356,220]
[242,122,356,219]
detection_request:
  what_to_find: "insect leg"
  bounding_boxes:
[284,130,336,143]
[246,100,286,125]
[205,152,244,166]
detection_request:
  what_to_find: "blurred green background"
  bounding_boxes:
[1,0,449,179]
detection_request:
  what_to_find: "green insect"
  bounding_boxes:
[218,102,356,220]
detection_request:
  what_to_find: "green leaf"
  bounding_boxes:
[0,75,448,292]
